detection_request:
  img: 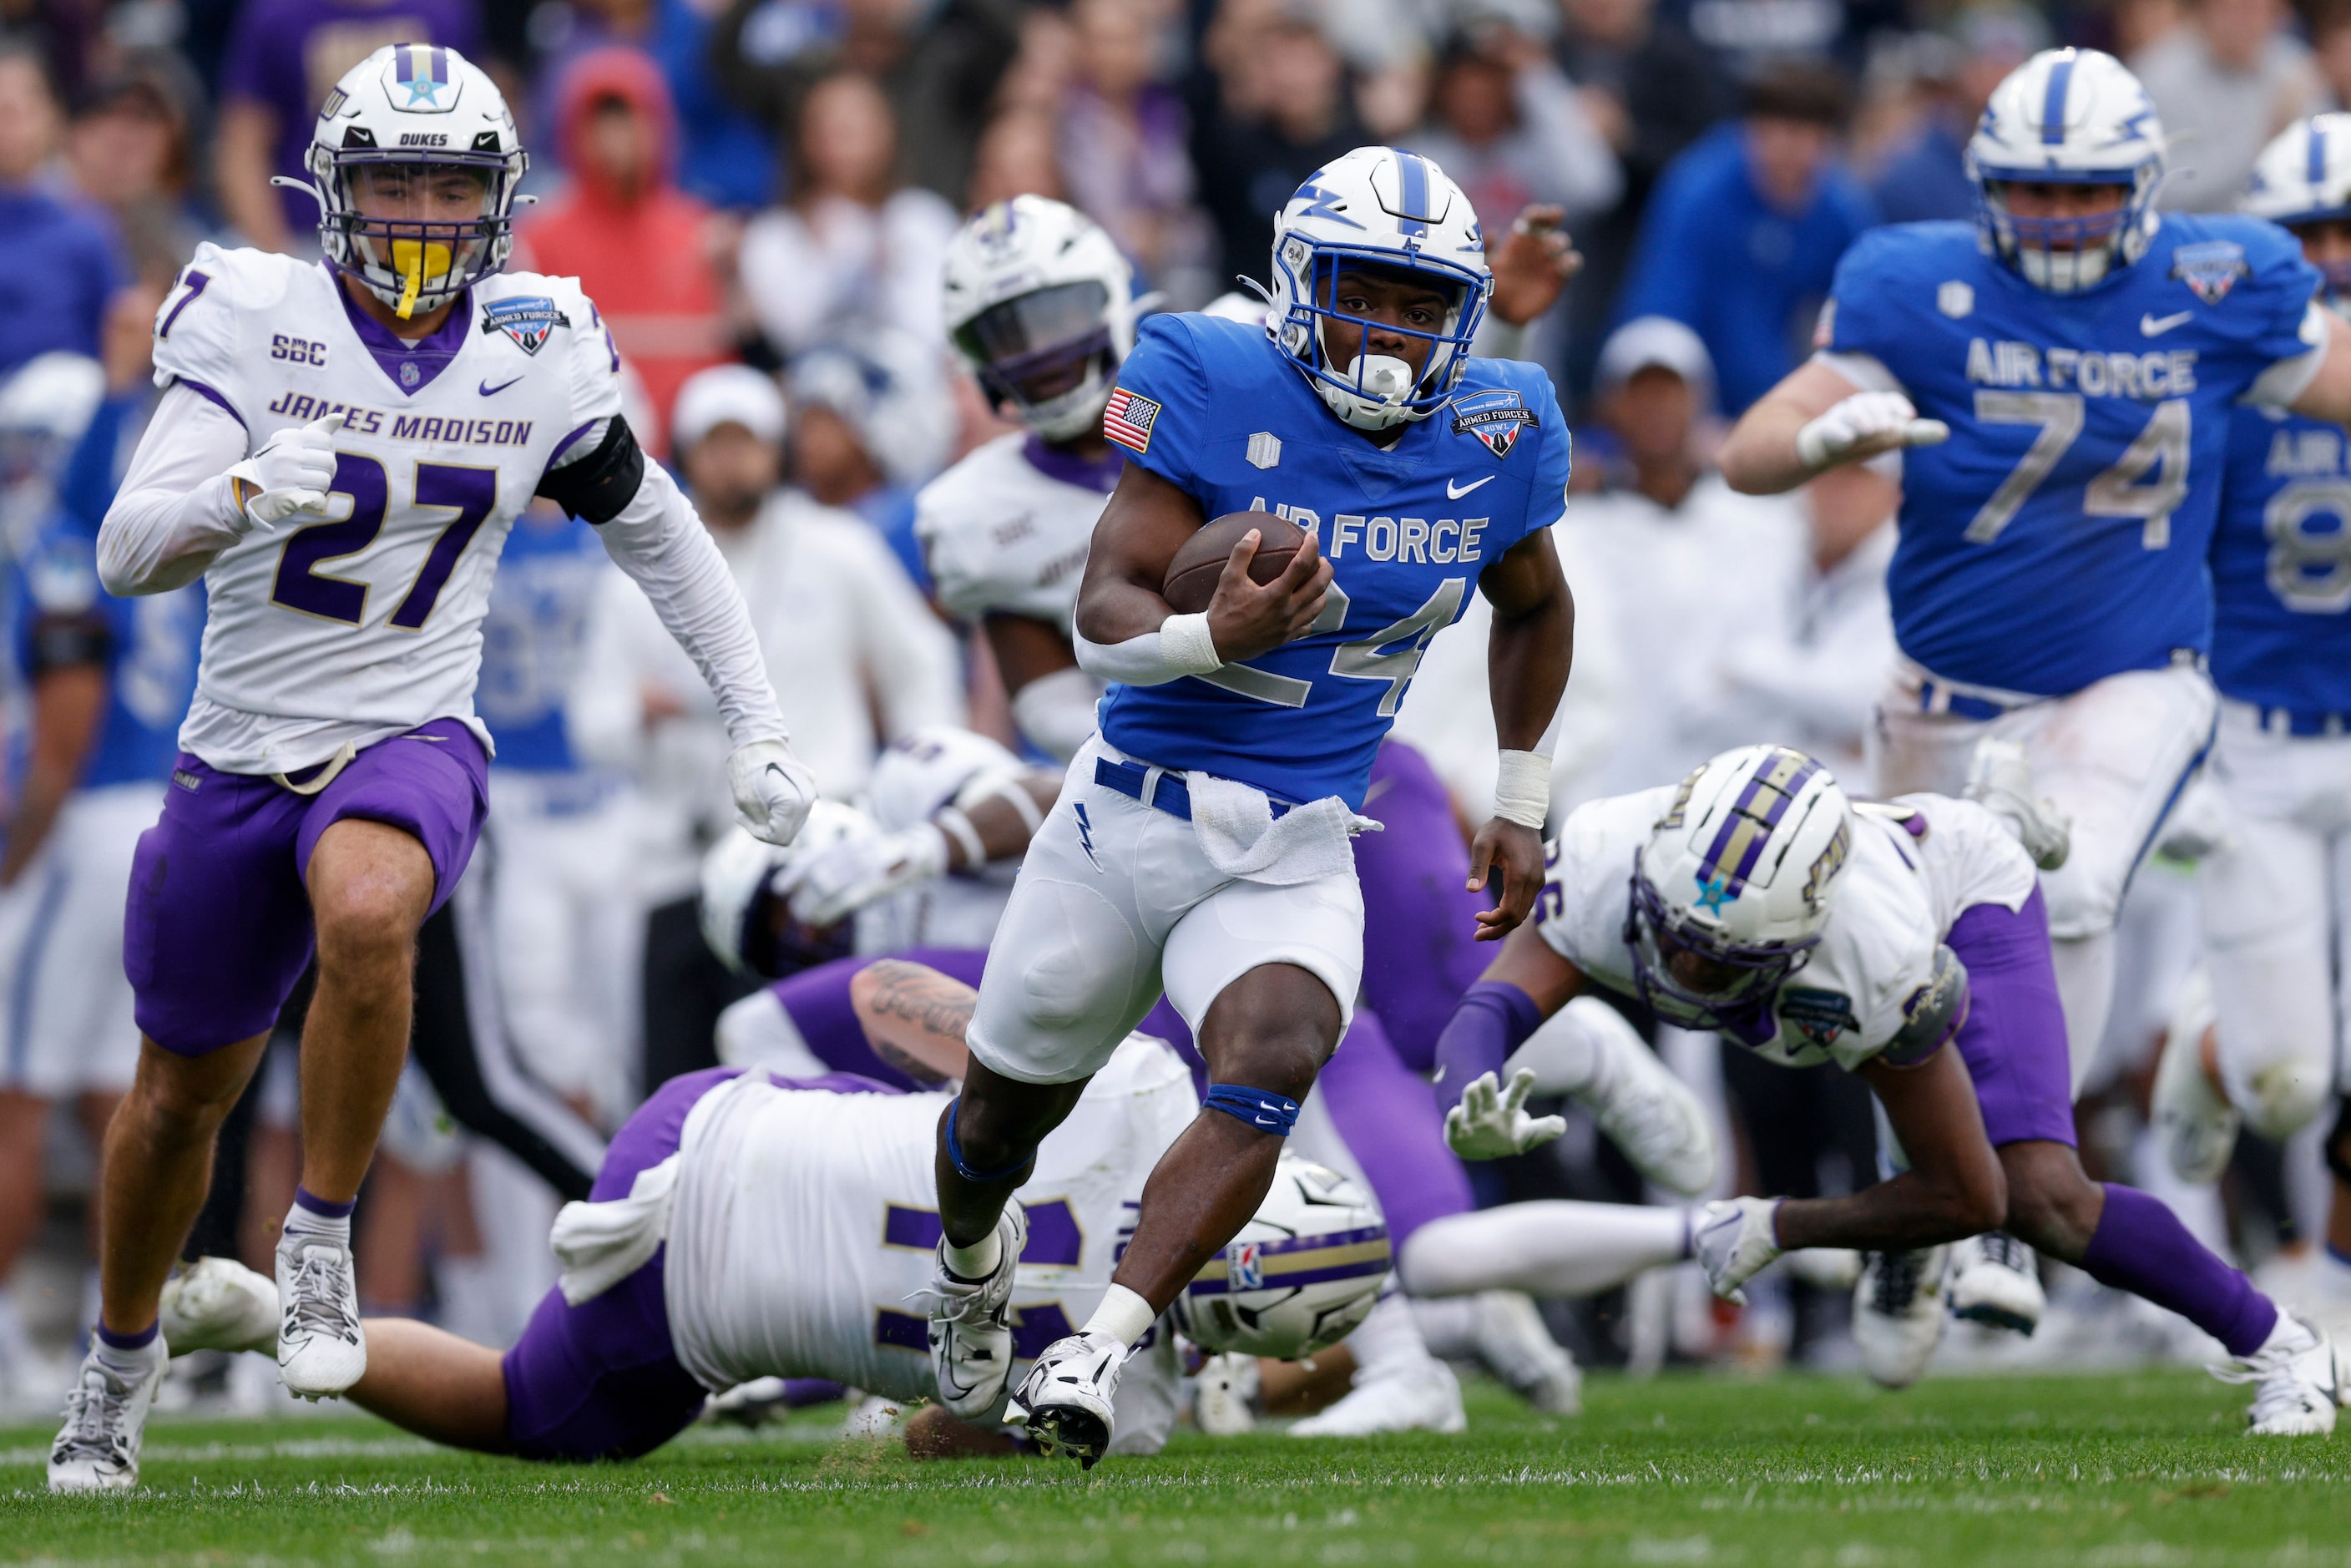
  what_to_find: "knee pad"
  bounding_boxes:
[999,881,1139,1034]
[2237,1059,2332,1142]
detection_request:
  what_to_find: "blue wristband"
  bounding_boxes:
[1203,1083,1302,1136]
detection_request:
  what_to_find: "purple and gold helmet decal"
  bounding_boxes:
[1693,746,1820,908]
[392,43,456,113]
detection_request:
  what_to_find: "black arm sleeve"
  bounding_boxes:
[535,415,647,525]
[28,612,112,677]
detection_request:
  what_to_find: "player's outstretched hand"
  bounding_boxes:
[1444,1068,1568,1161]
[1466,817,1544,941]
[228,411,345,529]
[790,822,949,924]
[1204,525,1332,663]
[1490,205,1582,328]
[729,738,817,847]
[1794,391,1949,473]
[1692,1196,1786,1305]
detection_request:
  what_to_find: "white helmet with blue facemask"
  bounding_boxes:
[1265,146,1493,432]
[1968,48,2165,294]
[2245,114,2351,311]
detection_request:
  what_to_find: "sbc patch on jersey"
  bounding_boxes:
[1450,387,1536,458]
[1104,387,1160,454]
[2170,240,2249,305]
[482,296,568,355]
[1779,986,1858,1048]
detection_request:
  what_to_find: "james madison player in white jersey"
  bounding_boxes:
[49,44,816,1493]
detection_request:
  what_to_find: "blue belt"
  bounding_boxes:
[1093,757,1295,822]
[2257,705,2351,738]
[1917,684,2014,723]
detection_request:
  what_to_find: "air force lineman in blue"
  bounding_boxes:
[920,147,1575,1464]
[2156,117,2351,1209]
[1721,48,2351,1101]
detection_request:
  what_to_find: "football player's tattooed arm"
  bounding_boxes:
[1470,528,1572,938]
[1073,462,1331,667]
[0,655,107,887]
[95,385,252,595]
[848,959,977,1085]
[1770,1044,2009,1250]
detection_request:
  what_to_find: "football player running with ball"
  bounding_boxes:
[1720,47,2351,1323]
[1434,746,2349,1434]
[48,45,814,1493]
[924,148,1575,1466]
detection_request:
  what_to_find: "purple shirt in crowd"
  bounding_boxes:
[0,186,128,374]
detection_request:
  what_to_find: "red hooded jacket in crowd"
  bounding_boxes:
[517,48,730,456]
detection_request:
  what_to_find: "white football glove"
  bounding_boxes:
[788,822,951,925]
[1794,392,1948,471]
[1691,1196,1785,1305]
[226,411,343,529]
[1443,1069,1569,1161]
[728,738,817,847]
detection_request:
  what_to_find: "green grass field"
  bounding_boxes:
[4,1370,2348,1567]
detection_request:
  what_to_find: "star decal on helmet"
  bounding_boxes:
[1694,875,1733,913]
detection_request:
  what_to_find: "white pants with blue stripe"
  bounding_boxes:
[0,782,163,1096]
[1870,661,2217,1094]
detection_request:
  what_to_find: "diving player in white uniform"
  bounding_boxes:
[1720,46,2351,1093]
[1432,745,2349,1433]
[50,44,817,1494]
[2154,118,2351,1319]
[923,148,1575,1467]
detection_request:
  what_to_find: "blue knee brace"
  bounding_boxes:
[1204,1083,1302,1136]
[943,1098,1035,1185]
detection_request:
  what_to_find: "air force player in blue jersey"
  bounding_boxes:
[2156,119,2351,1245]
[922,147,1575,1464]
[1721,48,2351,1103]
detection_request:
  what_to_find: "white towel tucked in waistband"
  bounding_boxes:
[1186,773,1378,886]
[549,1153,682,1305]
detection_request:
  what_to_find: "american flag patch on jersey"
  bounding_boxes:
[1103,387,1160,454]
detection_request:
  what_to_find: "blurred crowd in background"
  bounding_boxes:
[0,0,2341,1414]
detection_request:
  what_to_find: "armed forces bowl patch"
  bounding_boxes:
[2170,240,2249,306]
[1780,986,1858,1047]
[1104,387,1160,454]
[482,296,569,356]
[1450,387,1537,458]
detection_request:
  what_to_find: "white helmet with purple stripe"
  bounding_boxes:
[1967,48,2164,293]
[1167,1154,1389,1359]
[1625,746,1854,1032]
[1265,146,1493,432]
[2245,114,2351,309]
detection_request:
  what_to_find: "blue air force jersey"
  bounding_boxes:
[2212,402,2351,714]
[1823,216,2324,696]
[1096,315,1571,807]
[475,508,618,772]
[11,510,202,791]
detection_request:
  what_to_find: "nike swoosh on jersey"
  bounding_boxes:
[478,376,525,396]
[1445,475,1495,499]
[2140,311,2195,336]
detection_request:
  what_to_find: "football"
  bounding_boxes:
[1160,511,1310,615]
[1168,1154,1390,1359]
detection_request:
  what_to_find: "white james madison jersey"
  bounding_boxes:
[662,1036,1196,1410]
[915,432,1111,636]
[151,243,623,774]
[1538,788,2036,1070]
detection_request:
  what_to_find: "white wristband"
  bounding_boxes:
[1073,613,1224,686]
[931,808,985,868]
[1160,612,1222,675]
[1493,749,1551,830]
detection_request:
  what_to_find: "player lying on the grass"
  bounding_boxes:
[53,43,817,1495]
[1432,743,2350,1434]
[151,964,1390,1466]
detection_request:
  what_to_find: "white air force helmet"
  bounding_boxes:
[1266,146,1493,431]
[1626,746,1855,1032]
[293,43,527,320]
[2245,114,2351,309]
[943,196,1140,443]
[1967,48,2164,293]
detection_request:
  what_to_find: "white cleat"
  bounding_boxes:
[1964,738,2070,872]
[48,1339,166,1493]
[275,1228,367,1399]
[1289,1358,1466,1438]
[2154,972,2237,1186]
[1464,1291,1581,1415]
[161,1257,280,1357]
[1510,998,1716,1196]
[1854,1246,1949,1389]
[1193,1352,1259,1436]
[2215,1313,2349,1435]
[1946,1232,2045,1335]
[924,1201,1028,1420]
[1008,1329,1127,1469]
